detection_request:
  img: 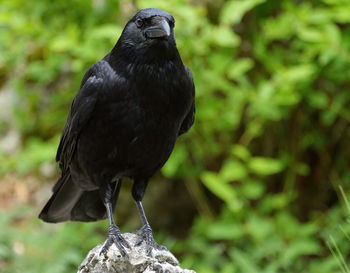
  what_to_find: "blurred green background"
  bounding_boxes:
[1,0,350,272]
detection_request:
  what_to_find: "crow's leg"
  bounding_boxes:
[99,181,130,256]
[132,179,166,255]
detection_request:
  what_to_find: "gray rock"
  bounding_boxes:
[77,232,196,273]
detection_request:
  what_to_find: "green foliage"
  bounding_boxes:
[1,0,350,272]
[174,203,350,273]
[0,206,105,273]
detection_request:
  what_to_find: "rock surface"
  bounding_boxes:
[77,232,196,273]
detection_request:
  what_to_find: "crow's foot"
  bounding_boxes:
[134,224,167,256]
[100,225,130,257]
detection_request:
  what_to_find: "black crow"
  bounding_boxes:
[39,8,195,256]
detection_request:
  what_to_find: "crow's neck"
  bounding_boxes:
[108,42,183,77]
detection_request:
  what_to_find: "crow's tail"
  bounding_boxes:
[39,173,121,223]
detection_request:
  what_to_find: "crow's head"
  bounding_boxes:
[118,8,176,50]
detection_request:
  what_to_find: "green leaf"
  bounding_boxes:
[241,180,264,199]
[220,0,266,25]
[249,157,284,175]
[246,215,273,240]
[281,239,321,264]
[201,172,234,201]
[278,64,316,83]
[201,172,242,211]
[227,58,254,79]
[220,159,247,181]
[162,146,187,177]
[231,145,251,160]
[206,221,243,240]
[211,26,240,47]
[230,249,260,273]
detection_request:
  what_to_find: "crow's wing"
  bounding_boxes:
[56,60,115,172]
[179,67,195,136]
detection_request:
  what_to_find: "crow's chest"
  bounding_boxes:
[92,78,189,141]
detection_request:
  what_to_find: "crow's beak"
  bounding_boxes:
[145,18,170,39]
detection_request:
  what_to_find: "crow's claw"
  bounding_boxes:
[99,225,130,257]
[134,224,167,256]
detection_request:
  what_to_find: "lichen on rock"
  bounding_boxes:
[77,232,196,273]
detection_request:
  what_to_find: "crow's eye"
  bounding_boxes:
[135,18,143,28]
[169,20,175,28]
